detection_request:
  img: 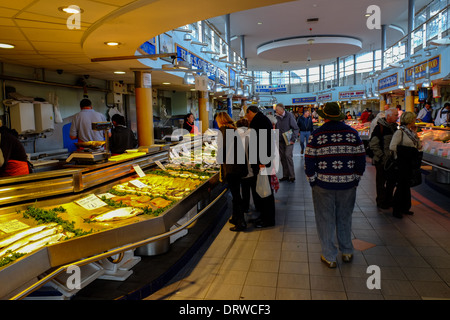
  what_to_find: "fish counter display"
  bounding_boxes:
[0,143,221,299]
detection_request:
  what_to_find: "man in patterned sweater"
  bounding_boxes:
[305,102,366,268]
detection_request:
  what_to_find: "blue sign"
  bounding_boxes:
[405,55,440,82]
[229,68,236,87]
[139,38,156,55]
[378,73,398,91]
[176,44,227,85]
[292,97,316,104]
[256,85,287,93]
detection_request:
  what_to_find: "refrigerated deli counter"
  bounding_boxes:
[0,134,223,299]
[418,126,450,185]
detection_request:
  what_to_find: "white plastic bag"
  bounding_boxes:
[256,171,271,198]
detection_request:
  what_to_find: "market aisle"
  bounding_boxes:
[144,143,450,300]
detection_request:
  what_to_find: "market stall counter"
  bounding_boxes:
[0,138,222,299]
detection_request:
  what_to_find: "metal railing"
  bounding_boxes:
[10,188,228,300]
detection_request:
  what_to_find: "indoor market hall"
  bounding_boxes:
[141,143,450,301]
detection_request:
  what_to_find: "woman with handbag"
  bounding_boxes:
[389,112,423,219]
[216,112,248,231]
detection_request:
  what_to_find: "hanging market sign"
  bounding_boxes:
[175,44,227,85]
[292,96,316,104]
[378,73,398,91]
[317,93,332,102]
[138,37,157,55]
[338,90,365,100]
[405,55,440,82]
[229,67,236,88]
[255,84,288,93]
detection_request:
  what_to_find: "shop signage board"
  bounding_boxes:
[256,84,287,93]
[175,44,227,85]
[139,37,157,55]
[378,73,398,91]
[292,96,316,104]
[405,55,440,82]
[338,90,365,100]
[229,67,236,88]
[317,93,332,102]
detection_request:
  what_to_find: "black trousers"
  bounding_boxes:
[226,173,245,224]
[375,162,396,207]
[241,175,259,213]
[250,168,275,224]
[393,179,411,214]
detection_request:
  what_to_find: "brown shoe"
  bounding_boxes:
[320,255,337,268]
[342,253,353,263]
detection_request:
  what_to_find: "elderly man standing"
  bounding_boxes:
[369,107,399,209]
[305,102,366,268]
[275,103,299,182]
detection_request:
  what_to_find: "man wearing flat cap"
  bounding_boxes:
[305,102,366,268]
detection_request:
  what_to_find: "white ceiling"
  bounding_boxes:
[0,0,431,85]
[209,0,431,71]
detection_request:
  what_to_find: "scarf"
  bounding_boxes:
[400,125,420,149]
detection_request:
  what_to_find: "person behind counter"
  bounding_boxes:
[416,103,433,123]
[110,114,138,155]
[69,98,109,143]
[434,103,450,127]
[182,113,199,134]
[0,125,30,177]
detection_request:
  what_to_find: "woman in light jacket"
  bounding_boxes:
[389,112,423,219]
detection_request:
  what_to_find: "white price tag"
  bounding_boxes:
[133,164,146,177]
[75,194,108,211]
[430,148,436,155]
[437,149,443,157]
[129,179,148,189]
[155,160,166,171]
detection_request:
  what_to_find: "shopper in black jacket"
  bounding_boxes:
[245,106,276,228]
[110,114,138,155]
[216,112,248,232]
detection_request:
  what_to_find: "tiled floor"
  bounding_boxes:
[144,143,450,300]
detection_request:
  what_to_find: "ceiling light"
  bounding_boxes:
[105,41,121,46]
[257,22,263,25]
[59,6,84,14]
[162,82,171,85]
[183,34,192,42]
[114,71,126,74]
[0,43,14,49]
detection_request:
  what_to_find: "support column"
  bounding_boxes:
[225,14,233,117]
[405,90,415,112]
[407,0,415,57]
[134,71,154,146]
[379,94,386,111]
[381,24,386,69]
[198,90,209,133]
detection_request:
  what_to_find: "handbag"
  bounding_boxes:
[383,152,398,176]
[397,144,423,187]
[256,171,272,198]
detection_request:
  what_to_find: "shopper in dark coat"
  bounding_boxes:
[389,112,423,219]
[369,107,399,209]
[245,106,276,228]
[110,114,138,155]
[216,112,248,232]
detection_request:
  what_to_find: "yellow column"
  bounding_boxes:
[134,71,154,146]
[379,94,386,111]
[198,90,209,133]
[405,90,414,113]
